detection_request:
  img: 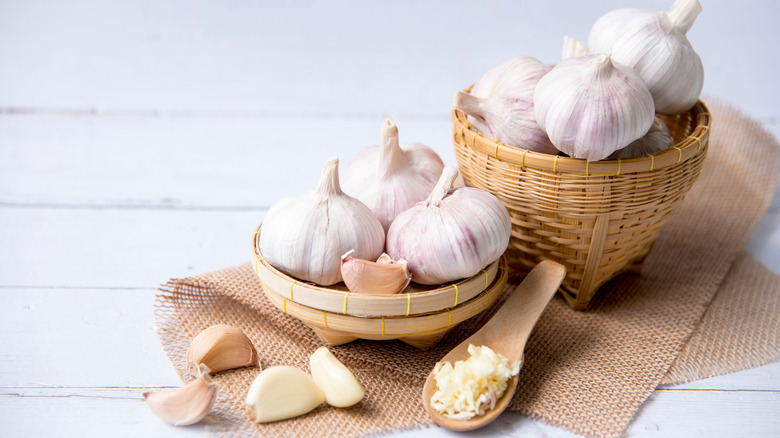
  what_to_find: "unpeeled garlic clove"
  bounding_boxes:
[340,250,411,295]
[309,346,365,408]
[534,54,655,161]
[186,324,259,376]
[561,35,589,60]
[144,364,216,426]
[245,366,325,423]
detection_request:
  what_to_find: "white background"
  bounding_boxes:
[0,1,778,437]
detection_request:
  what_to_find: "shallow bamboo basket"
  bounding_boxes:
[453,99,711,310]
[252,225,509,349]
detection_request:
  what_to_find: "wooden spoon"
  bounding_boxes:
[421,260,566,431]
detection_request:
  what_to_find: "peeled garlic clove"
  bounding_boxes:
[454,56,557,155]
[610,117,674,159]
[309,346,365,408]
[387,167,511,285]
[562,35,589,60]
[186,324,259,376]
[144,364,216,426]
[340,250,411,295]
[588,0,704,115]
[534,54,655,161]
[245,366,325,423]
[341,118,444,232]
[259,157,385,286]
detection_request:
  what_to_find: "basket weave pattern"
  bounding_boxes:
[453,101,711,309]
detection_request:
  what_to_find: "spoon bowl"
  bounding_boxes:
[421,260,566,431]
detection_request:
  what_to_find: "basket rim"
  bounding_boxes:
[260,257,509,337]
[452,98,711,175]
[252,224,502,317]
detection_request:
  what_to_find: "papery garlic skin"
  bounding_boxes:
[144,364,216,426]
[610,117,674,159]
[259,157,385,286]
[534,54,655,161]
[454,56,557,154]
[386,167,511,285]
[341,118,444,232]
[588,0,704,115]
[245,366,325,423]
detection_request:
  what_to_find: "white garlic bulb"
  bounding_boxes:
[562,36,589,60]
[386,167,511,285]
[341,118,444,232]
[609,117,674,159]
[588,0,704,115]
[534,54,655,161]
[454,56,557,154]
[259,157,385,286]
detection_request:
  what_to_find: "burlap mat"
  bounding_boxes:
[154,99,779,438]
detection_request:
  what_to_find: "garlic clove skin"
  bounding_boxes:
[562,35,589,60]
[341,118,444,232]
[588,0,704,115]
[309,346,365,408]
[259,157,385,286]
[534,54,655,161]
[245,366,325,423]
[340,250,411,295]
[186,324,259,376]
[609,117,674,159]
[144,364,216,426]
[454,56,557,155]
[386,167,511,285]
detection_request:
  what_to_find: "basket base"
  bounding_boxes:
[307,324,452,350]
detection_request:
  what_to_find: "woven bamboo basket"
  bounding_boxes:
[453,99,711,310]
[252,225,509,349]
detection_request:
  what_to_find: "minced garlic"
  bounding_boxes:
[430,344,520,420]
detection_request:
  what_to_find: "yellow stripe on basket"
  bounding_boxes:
[448,310,452,327]
[691,135,702,152]
[522,149,528,169]
[290,280,297,300]
[406,293,411,316]
[616,158,622,176]
[585,160,590,176]
[381,317,385,336]
[453,284,459,307]
[472,132,482,149]
[672,146,683,164]
[494,141,501,161]
[283,298,287,313]
[553,155,559,172]
[343,292,350,314]
[646,153,655,171]
[323,311,329,328]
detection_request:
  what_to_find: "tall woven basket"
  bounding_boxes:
[453,100,711,310]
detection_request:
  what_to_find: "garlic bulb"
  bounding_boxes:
[386,167,511,285]
[534,54,655,161]
[259,157,385,286]
[454,56,557,154]
[562,36,589,60]
[341,118,444,232]
[610,117,674,159]
[588,0,704,115]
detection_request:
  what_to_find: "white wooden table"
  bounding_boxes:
[1,1,778,436]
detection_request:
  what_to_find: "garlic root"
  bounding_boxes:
[186,324,259,376]
[144,364,216,426]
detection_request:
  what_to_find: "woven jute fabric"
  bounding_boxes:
[154,99,779,438]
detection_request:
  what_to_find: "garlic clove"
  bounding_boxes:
[454,56,557,155]
[609,117,674,159]
[386,167,511,285]
[186,324,259,376]
[533,54,655,161]
[340,250,411,295]
[144,364,216,426]
[341,118,444,232]
[245,366,325,423]
[259,157,386,286]
[309,346,365,408]
[561,35,589,60]
[588,0,704,115]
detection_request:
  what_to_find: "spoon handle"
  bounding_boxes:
[475,260,566,362]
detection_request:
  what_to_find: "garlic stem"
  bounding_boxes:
[426,166,459,207]
[588,54,614,80]
[379,118,407,180]
[314,157,341,202]
[668,0,702,34]
[453,91,487,120]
